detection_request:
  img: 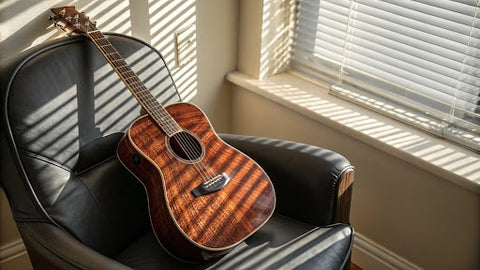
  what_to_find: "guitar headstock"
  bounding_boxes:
[50,6,97,34]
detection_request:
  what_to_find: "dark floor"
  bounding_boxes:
[351,263,362,270]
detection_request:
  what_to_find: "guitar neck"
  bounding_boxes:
[87,30,181,136]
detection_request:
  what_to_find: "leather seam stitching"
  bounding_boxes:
[14,217,45,222]
[19,149,72,172]
[74,155,116,175]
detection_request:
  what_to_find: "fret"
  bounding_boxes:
[121,70,136,76]
[115,65,128,72]
[90,33,105,40]
[124,77,141,84]
[87,31,182,136]
[112,59,127,64]
[122,71,140,79]
[103,47,118,54]
[117,67,130,73]
[124,74,141,81]
[133,87,149,95]
[124,75,139,80]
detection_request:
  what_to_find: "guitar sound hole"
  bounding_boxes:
[168,131,204,162]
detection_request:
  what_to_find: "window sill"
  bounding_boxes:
[226,70,480,194]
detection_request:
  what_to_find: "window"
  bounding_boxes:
[292,0,480,151]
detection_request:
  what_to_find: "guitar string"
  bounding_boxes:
[92,35,178,136]
[88,31,217,182]
[92,35,208,171]
[111,55,216,181]
[83,26,183,137]
[89,34,193,154]
[115,69,207,167]
[90,32,215,182]
[91,34,214,181]
[88,34,179,136]
[133,87,212,181]
[128,79,213,180]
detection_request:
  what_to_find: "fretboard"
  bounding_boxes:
[87,30,181,136]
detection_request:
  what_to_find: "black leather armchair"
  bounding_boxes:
[0,34,354,270]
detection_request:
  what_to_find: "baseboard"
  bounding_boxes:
[352,232,423,270]
[0,239,26,262]
[0,239,33,269]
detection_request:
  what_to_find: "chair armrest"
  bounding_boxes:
[219,134,354,226]
[17,222,131,270]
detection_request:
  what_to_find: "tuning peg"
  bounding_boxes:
[56,23,73,37]
[57,23,66,32]
[52,20,67,32]
[48,15,58,21]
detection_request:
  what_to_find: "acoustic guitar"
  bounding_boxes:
[50,6,276,262]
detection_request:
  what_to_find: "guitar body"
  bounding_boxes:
[117,102,276,262]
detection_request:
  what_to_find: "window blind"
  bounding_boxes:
[293,0,480,151]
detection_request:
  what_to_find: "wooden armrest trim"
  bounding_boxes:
[334,168,354,224]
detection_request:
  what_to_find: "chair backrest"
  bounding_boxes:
[0,33,181,256]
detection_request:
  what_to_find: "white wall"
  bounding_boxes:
[0,0,237,268]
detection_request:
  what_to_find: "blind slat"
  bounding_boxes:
[361,0,477,34]
[296,20,480,92]
[351,3,477,54]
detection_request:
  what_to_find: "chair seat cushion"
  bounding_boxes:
[115,214,353,270]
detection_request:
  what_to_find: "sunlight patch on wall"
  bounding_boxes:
[0,0,50,41]
[259,0,295,79]
[82,0,131,35]
[148,0,197,101]
[1,0,198,100]
[0,0,133,63]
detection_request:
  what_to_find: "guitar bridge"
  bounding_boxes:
[191,173,231,197]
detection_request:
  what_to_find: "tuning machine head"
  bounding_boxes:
[48,15,58,22]
[51,6,98,34]
[49,15,72,36]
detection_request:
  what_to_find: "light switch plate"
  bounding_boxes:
[174,24,196,68]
